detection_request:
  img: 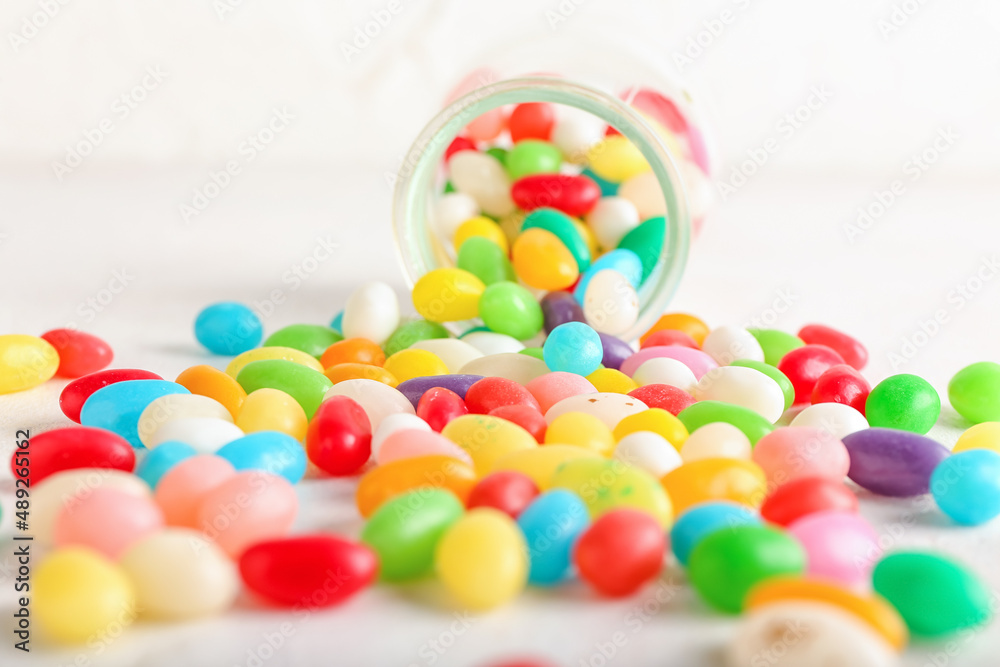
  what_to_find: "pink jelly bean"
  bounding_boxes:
[155,455,236,528]
[787,510,881,590]
[376,429,474,466]
[53,488,163,559]
[525,372,597,413]
[619,345,718,380]
[752,427,850,488]
[197,471,298,558]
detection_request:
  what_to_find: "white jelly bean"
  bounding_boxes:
[617,171,666,220]
[449,151,515,217]
[701,325,765,365]
[148,417,245,454]
[585,196,640,249]
[694,366,785,423]
[631,357,698,393]
[551,107,605,162]
[409,338,483,373]
[614,431,683,478]
[681,422,753,462]
[583,269,639,336]
[371,412,431,458]
[790,403,869,440]
[342,281,400,346]
[461,331,525,355]
[34,469,151,546]
[459,353,549,386]
[323,378,415,431]
[545,392,649,430]
[433,192,480,240]
[137,394,233,448]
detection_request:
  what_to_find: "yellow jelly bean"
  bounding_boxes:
[454,216,509,254]
[499,210,527,247]
[511,227,579,291]
[586,135,651,183]
[435,508,528,610]
[324,362,398,387]
[0,334,59,394]
[175,365,247,419]
[442,414,537,476]
[587,368,638,394]
[550,458,673,528]
[661,457,767,514]
[383,349,450,383]
[492,444,600,488]
[225,346,323,378]
[412,268,486,323]
[544,412,616,456]
[34,547,137,643]
[235,388,308,441]
[952,422,1000,454]
[614,408,689,449]
[572,218,600,259]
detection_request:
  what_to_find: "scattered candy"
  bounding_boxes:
[0,334,60,394]
[40,328,114,378]
[194,302,263,355]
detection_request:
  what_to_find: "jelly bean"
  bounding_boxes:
[670,501,760,567]
[417,387,469,431]
[517,490,589,586]
[677,400,774,445]
[467,471,540,518]
[235,388,308,440]
[412,267,486,323]
[747,328,805,366]
[21,426,134,484]
[620,345,718,380]
[551,107,605,162]
[631,357,698,392]
[873,551,992,638]
[777,344,846,405]
[493,445,600,489]
[613,431,683,477]
[546,391,649,430]
[155,455,237,527]
[217,431,307,483]
[583,269,639,336]
[662,458,768,513]
[585,196,640,250]
[137,393,234,447]
[325,378,417,430]
[148,417,245,454]
[442,413,537,475]
[361,489,464,581]
[80,379,190,448]
[489,404,547,442]
[789,402,869,439]
[447,137,477,162]
[627,383,696,415]
[449,150,515,217]
[842,428,950,497]
[953,421,1000,454]
[342,281,400,346]
[525,371,598,413]
[175,364,246,419]
[572,218,600,260]
[485,147,507,164]
[931,449,1000,525]
[640,329,700,350]
[397,374,482,407]
[384,319,450,356]
[34,469,150,546]
[587,135,650,182]
[121,528,238,619]
[194,302,262,355]
[40,329,113,378]
[595,333,634,372]
[325,362,396,390]
[356,455,477,517]
[575,251,644,305]
[433,192,480,238]
[436,508,529,609]
[466,105,505,141]
[465,376,540,415]
[752,427,850,487]
[34,547,136,644]
[479,281,547,339]
[680,422,753,462]
[54,488,163,559]
[511,228,580,291]
[134,441,197,488]
[694,366,786,423]
[462,353,550,386]
[239,535,377,607]
[410,338,483,373]
[506,139,562,180]
[574,508,665,597]
[508,102,555,142]
[617,171,666,219]
[377,428,473,466]
[787,510,880,588]
[458,235,517,285]
[196,471,298,558]
[700,325,764,365]
[948,361,1000,424]
[760,476,859,527]
[319,337,385,369]
[330,310,343,332]
[550,458,672,527]
[545,411,616,455]
[306,395,371,476]
[613,408,688,449]
[382,348,450,383]
[641,313,710,347]
[264,324,343,359]
[543,322,603,376]
[238,359,332,419]
[798,323,868,370]
[520,207,591,272]
[865,373,941,434]
[462,330,526,355]
[615,216,664,282]
[511,173,601,217]
[586,367,637,394]
[226,346,325,377]
[688,525,806,613]
[454,215,509,253]
[371,413,431,457]
[730,360,795,412]
[811,364,871,414]
[60,368,164,423]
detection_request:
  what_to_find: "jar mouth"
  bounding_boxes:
[392,75,691,342]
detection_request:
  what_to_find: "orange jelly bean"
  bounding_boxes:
[320,338,385,369]
[511,227,580,291]
[355,454,477,518]
[640,313,710,347]
[661,457,767,514]
[324,363,398,388]
[175,365,246,420]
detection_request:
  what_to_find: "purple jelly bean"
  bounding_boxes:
[541,291,586,334]
[597,333,634,371]
[396,374,484,408]
[842,428,950,497]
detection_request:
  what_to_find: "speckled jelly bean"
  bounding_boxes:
[194,302,263,355]
[545,392,648,431]
[550,458,672,528]
[545,411,616,455]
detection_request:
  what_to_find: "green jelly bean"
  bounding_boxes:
[731,360,795,411]
[873,551,992,638]
[486,147,508,166]
[235,359,332,419]
[384,320,450,356]
[505,140,562,180]
[865,373,940,434]
[582,167,618,197]
[948,361,1000,424]
[443,181,455,193]
[521,208,590,272]
[457,236,516,286]
[747,328,805,366]
[677,400,774,445]
[519,347,545,361]
[263,324,343,359]
[688,525,806,614]
[361,489,464,581]
[616,216,664,283]
[478,281,544,341]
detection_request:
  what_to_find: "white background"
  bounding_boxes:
[1,1,1000,666]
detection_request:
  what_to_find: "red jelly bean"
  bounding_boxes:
[239,534,377,607]
[306,396,371,476]
[777,344,846,405]
[15,426,134,484]
[508,102,555,142]
[760,476,859,527]
[639,329,700,350]
[466,471,539,518]
[488,404,547,442]
[416,387,468,432]
[40,329,114,378]
[574,509,665,597]
[510,174,601,217]
[811,364,871,414]
[464,377,541,415]
[445,136,476,161]
[627,384,696,416]
[797,324,868,370]
[59,368,164,423]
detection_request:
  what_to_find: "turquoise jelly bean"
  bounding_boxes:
[216,431,307,484]
[573,249,643,304]
[194,302,263,355]
[670,501,761,566]
[543,322,603,376]
[80,380,190,448]
[330,310,344,333]
[930,449,1000,526]
[516,490,590,585]
[135,441,198,488]
[582,167,619,197]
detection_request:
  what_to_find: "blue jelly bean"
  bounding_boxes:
[582,167,619,197]
[931,449,1000,526]
[216,430,307,484]
[543,322,603,376]
[195,302,263,355]
[80,380,190,448]
[670,501,761,566]
[516,490,590,586]
[330,310,344,333]
[573,249,643,304]
[135,441,198,488]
